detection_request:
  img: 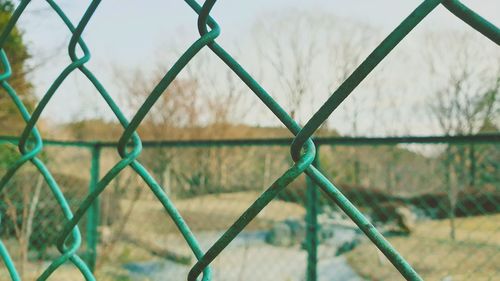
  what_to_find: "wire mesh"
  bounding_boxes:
[319,141,500,281]
[0,0,499,280]
[1,137,499,280]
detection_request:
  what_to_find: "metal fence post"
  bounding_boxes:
[86,144,100,272]
[306,144,319,281]
[354,158,360,186]
[469,143,476,188]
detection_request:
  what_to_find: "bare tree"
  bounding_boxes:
[253,11,323,122]
[425,32,499,135]
[424,32,500,239]
[253,11,381,131]
[114,47,256,196]
[3,174,43,279]
[115,66,198,195]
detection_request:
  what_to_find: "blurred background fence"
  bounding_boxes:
[1,133,498,281]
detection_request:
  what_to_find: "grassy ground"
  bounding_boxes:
[119,191,305,241]
[110,191,305,261]
[1,191,306,280]
[346,214,500,281]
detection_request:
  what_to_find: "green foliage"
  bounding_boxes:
[0,0,14,13]
[0,143,17,169]
[0,170,88,259]
[0,0,34,134]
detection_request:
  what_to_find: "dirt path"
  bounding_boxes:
[123,231,364,281]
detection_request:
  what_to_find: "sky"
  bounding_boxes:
[11,0,500,136]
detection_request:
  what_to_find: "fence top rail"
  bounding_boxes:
[0,134,498,148]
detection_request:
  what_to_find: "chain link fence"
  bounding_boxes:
[1,135,499,280]
[0,0,499,280]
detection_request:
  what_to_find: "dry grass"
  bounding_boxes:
[1,191,305,280]
[96,191,305,266]
[346,214,500,281]
[121,191,305,235]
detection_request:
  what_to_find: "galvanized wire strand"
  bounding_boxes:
[0,53,93,281]
[188,0,499,279]
[292,0,499,159]
[291,1,500,278]
[291,0,442,159]
[0,0,95,279]
[442,0,500,44]
[1,0,210,280]
[45,0,213,280]
[46,0,216,279]
[1,134,498,148]
[0,239,20,280]
[185,0,424,279]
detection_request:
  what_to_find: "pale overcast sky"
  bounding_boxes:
[13,0,500,136]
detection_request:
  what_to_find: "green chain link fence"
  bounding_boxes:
[0,0,499,280]
[0,134,499,280]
